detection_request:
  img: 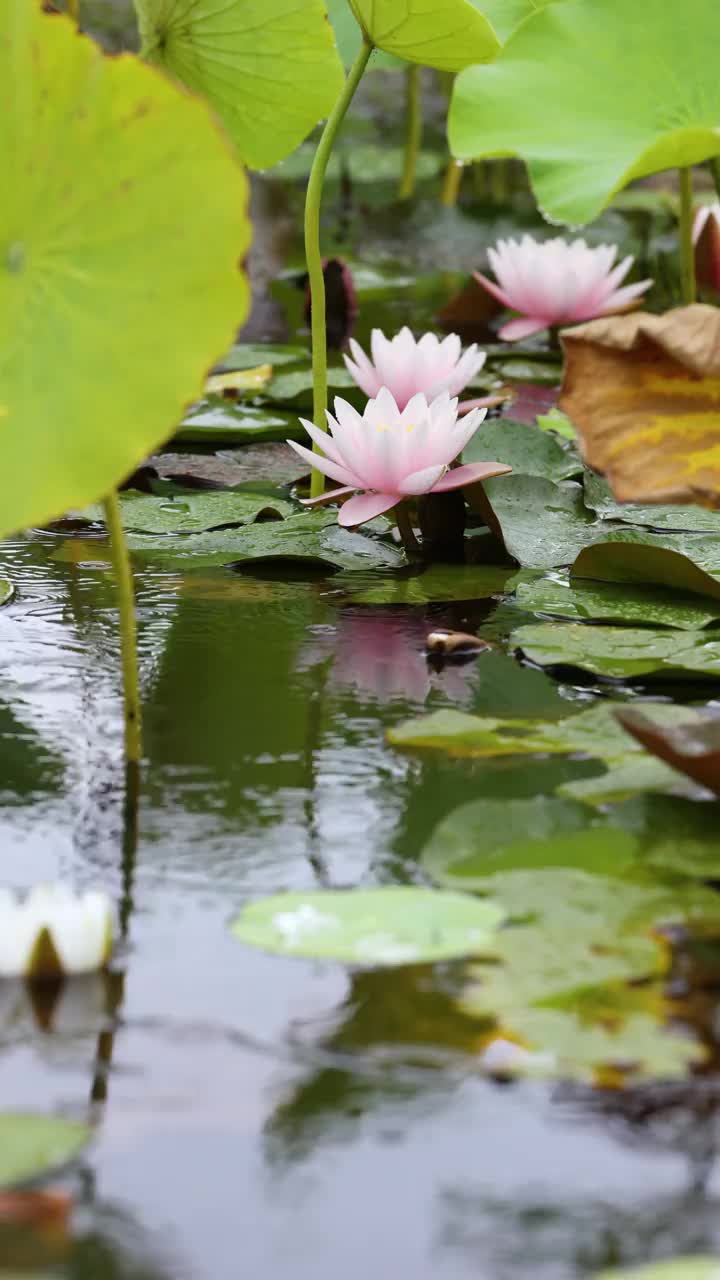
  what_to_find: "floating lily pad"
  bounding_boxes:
[341,563,517,606]
[128,510,406,573]
[477,476,598,568]
[513,622,720,681]
[536,409,577,441]
[572,533,720,600]
[450,0,720,225]
[136,0,345,169]
[80,485,297,534]
[0,2,249,541]
[557,757,703,807]
[176,402,303,446]
[595,1260,720,1280]
[263,366,365,412]
[230,887,505,965]
[388,700,690,760]
[616,707,720,799]
[348,0,500,70]
[0,1113,90,1188]
[0,580,14,607]
[215,343,307,373]
[515,574,720,630]
[584,473,720,533]
[464,418,580,481]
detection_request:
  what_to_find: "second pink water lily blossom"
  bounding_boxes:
[475,234,653,341]
[287,388,512,528]
[344,327,486,409]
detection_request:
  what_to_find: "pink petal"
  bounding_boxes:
[431,462,513,492]
[337,492,399,527]
[473,270,513,310]
[286,439,357,487]
[498,316,551,341]
[399,464,446,495]
[300,486,355,508]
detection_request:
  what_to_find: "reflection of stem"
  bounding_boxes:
[103,491,142,763]
[441,159,464,208]
[398,66,422,201]
[394,502,421,554]
[305,40,373,499]
[302,659,331,887]
[679,166,696,305]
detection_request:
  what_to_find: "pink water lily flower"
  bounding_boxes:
[474,235,653,341]
[287,387,511,528]
[693,202,720,291]
[344,327,486,409]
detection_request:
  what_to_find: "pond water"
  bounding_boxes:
[5,41,720,1276]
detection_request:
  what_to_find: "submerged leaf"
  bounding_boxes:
[136,0,345,169]
[0,3,249,540]
[561,307,720,506]
[0,1113,90,1188]
[230,887,505,964]
[450,0,720,225]
[616,708,720,798]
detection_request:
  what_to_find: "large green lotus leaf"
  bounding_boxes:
[230,887,505,964]
[595,1262,720,1280]
[0,1112,90,1188]
[513,622,720,681]
[515,573,720,630]
[464,418,581,481]
[584,474,720,535]
[0,3,248,541]
[136,0,345,169]
[80,484,297,533]
[128,509,406,572]
[477,0,559,43]
[388,700,690,759]
[572,533,720,601]
[348,0,500,70]
[326,0,402,69]
[449,0,720,225]
[480,476,598,568]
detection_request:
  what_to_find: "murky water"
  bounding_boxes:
[2,527,720,1280]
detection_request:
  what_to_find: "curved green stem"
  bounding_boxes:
[711,158,720,201]
[441,158,464,208]
[305,39,373,499]
[679,165,696,306]
[398,65,422,201]
[103,490,142,764]
[67,0,80,20]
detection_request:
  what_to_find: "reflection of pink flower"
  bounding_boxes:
[288,388,511,528]
[693,202,720,291]
[301,610,477,707]
[474,235,653,341]
[344,328,486,409]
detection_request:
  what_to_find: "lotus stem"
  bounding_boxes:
[67,0,79,20]
[711,158,720,200]
[103,490,142,765]
[441,159,464,208]
[679,165,696,305]
[305,38,373,499]
[394,502,421,554]
[398,65,422,201]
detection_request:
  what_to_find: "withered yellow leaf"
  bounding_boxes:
[560,305,720,506]
[204,365,272,397]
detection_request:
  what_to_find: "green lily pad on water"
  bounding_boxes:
[595,1260,720,1280]
[515,574,720,630]
[482,476,597,568]
[176,403,303,447]
[536,409,577,441]
[214,344,307,373]
[572,534,720,600]
[136,0,345,170]
[80,485,297,534]
[450,0,720,225]
[230,887,505,965]
[0,580,14,607]
[341,563,517,606]
[513,622,720,681]
[0,1112,90,1188]
[558,756,707,807]
[0,2,249,542]
[464,419,581,482]
[128,510,406,573]
[388,699,692,761]
[584,474,720,533]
